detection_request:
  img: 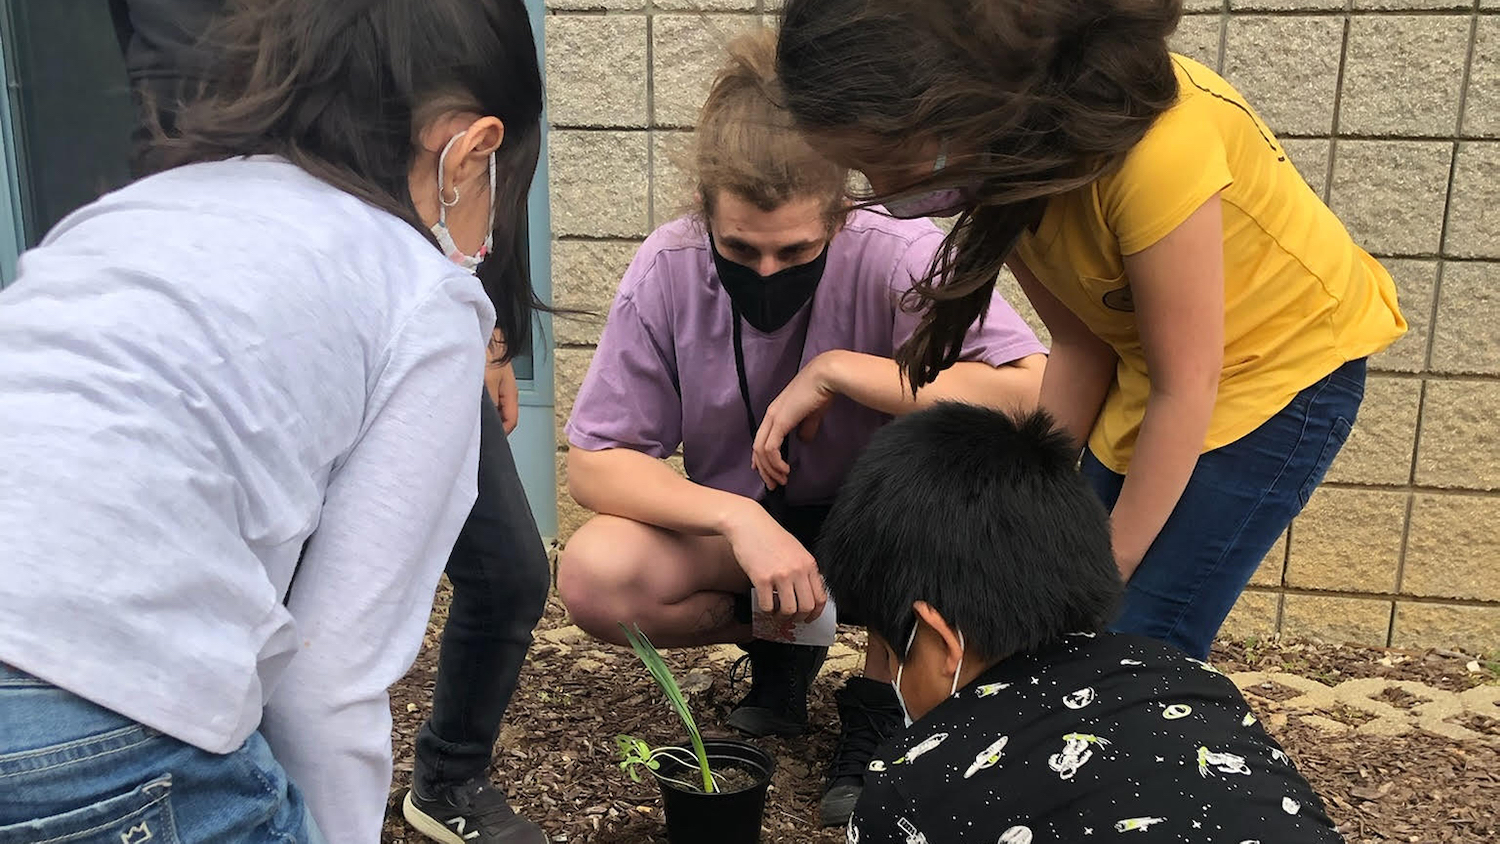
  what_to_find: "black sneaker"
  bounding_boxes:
[724,639,828,737]
[819,677,905,827]
[402,778,545,844]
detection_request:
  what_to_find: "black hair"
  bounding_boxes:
[817,404,1122,660]
[151,0,546,359]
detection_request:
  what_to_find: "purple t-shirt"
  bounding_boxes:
[566,211,1047,504]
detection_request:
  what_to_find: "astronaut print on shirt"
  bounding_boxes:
[845,633,1345,844]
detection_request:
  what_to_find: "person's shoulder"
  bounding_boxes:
[615,215,711,303]
[839,208,945,251]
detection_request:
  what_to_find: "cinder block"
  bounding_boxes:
[1371,259,1438,373]
[1339,15,1470,137]
[1391,603,1500,651]
[554,346,597,442]
[547,0,643,9]
[1443,143,1500,259]
[1430,262,1500,375]
[653,131,699,227]
[1354,0,1469,8]
[553,240,640,345]
[1220,591,1282,640]
[1223,16,1343,136]
[1326,376,1421,486]
[1464,19,1500,138]
[549,131,650,238]
[545,16,649,128]
[1414,380,1500,491]
[1329,141,1453,256]
[1286,488,1407,593]
[657,0,755,9]
[1231,0,1342,9]
[1171,15,1223,71]
[653,15,765,128]
[1402,492,1500,601]
[1281,138,1330,199]
[1281,594,1393,646]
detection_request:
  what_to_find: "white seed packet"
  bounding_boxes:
[749,588,838,646]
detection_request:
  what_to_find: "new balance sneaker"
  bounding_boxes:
[819,677,905,827]
[724,639,828,737]
[402,778,545,844]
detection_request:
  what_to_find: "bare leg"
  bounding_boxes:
[557,515,752,648]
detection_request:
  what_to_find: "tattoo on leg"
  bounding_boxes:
[695,595,735,634]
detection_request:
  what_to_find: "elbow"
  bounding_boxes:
[1010,353,1047,409]
[565,447,599,510]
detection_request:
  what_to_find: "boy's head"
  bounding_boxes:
[818,404,1122,720]
[693,29,850,277]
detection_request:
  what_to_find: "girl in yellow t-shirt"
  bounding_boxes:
[773,0,1405,659]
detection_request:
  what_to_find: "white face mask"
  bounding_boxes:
[891,622,965,728]
[432,130,497,273]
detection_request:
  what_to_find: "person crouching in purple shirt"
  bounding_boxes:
[556,29,1048,829]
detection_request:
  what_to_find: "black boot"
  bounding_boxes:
[819,677,905,827]
[725,639,828,737]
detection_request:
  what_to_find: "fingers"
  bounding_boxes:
[805,573,829,623]
[755,578,777,614]
[790,576,816,623]
[752,416,792,489]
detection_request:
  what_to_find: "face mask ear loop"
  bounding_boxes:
[950,630,966,697]
[437,132,467,222]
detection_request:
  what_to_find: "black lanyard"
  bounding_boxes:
[729,299,815,503]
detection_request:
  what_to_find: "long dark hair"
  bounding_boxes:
[777,0,1181,389]
[150,0,545,359]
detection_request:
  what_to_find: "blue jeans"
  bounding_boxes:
[0,665,325,844]
[1082,358,1367,660]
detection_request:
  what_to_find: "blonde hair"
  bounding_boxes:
[693,28,848,229]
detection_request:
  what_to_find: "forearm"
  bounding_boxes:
[1108,385,1218,578]
[567,446,756,537]
[823,350,1045,416]
[1037,340,1117,451]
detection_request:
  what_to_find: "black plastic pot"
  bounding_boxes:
[651,739,776,844]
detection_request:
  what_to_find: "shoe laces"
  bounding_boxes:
[829,695,901,780]
[447,779,519,829]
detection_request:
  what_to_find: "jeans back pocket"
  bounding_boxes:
[0,775,178,844]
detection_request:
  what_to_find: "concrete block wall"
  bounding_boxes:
[543,0,1500,650]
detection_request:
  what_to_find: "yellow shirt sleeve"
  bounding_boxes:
[1098,105,1234,256]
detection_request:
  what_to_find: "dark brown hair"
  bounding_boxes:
[777,0,1182,388]
[694,28,849,231]
[150,0,545,359]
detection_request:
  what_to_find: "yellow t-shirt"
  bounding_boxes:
[1015,55,1406,473]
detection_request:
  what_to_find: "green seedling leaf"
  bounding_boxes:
[619,623,716,793]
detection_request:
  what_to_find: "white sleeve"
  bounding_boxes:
[259,281,491,844]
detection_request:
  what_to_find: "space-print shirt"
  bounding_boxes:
[849,633,1344,844]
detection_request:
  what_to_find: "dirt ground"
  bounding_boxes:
[383,587,1499,843]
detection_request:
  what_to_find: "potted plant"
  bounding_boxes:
[616,624,776,844]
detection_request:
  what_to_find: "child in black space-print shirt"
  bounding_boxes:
[815,404,1343,844]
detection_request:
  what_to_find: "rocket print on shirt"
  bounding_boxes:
[845,633,1345,844]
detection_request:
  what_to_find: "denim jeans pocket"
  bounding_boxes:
[0,774,179,844]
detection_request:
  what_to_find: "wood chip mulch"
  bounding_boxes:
[382,592,1499,843]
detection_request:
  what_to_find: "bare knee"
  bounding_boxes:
[557,517,654,643]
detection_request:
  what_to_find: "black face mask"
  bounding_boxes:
[710,237,829,333]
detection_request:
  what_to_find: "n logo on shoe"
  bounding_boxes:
[446,817,481,840]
